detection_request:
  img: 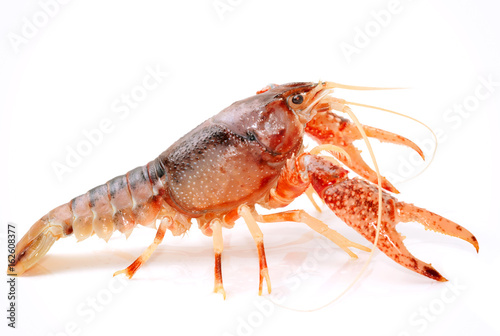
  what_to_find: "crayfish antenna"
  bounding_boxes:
[322,81,406,91]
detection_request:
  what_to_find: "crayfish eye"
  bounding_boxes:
[246,131,256,141]
[291,94,304,105]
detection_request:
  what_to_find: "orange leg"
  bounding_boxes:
[211,218,226,299]
[113,217,171,278]
[256,210,370,258]
[238,205,271,295]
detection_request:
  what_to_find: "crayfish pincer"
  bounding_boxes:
[10,81,478,298]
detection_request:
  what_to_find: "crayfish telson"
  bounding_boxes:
[10,82,478,298]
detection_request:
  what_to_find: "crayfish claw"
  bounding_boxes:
[310,165,478,282]
[339,144,400,193]
[305,111,426,194]
[362,124,425,160]
[397,203,479,253]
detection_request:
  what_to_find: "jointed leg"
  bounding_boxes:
[256,210,370,258]
[238,205,271,295]
[211,218,226,299]
[113,217,171,278]
[260,153,369,258]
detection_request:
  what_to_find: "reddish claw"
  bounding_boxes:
[306,111,424,193]
[306,155,478,281]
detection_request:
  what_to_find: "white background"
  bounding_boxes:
[1,0,499,335]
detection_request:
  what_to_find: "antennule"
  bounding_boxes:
[323,81,406,91]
